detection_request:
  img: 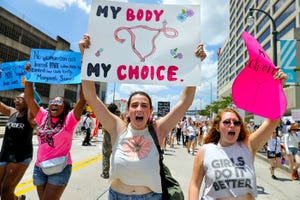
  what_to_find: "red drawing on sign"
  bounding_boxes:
[114,20,178,62]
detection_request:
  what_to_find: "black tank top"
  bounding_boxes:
[0,112,33,162]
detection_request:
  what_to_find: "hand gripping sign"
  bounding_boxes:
[232,31,287,120]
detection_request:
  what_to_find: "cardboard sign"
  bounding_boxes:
[26,49,81,84]
[82,0,201,86]
[0,61,28,90]
[157,101,170,117]
[232,31,287,120]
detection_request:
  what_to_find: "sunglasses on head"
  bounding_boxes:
[49,99,63,106]
[14,97,24,102]
[222,120,242,127]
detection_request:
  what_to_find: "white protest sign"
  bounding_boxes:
[81,0,201,86]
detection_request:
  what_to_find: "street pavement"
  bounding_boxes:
[0,127,299,200]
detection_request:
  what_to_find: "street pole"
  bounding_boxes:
[248,8,278,66]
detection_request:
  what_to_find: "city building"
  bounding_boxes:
[218,0,300,117]
[0,6,107,107]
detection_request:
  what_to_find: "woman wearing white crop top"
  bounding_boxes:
[189,70,287,199]
[79,34,207,199]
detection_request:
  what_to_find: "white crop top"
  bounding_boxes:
[110,124,162,193]
[202,142,257,199]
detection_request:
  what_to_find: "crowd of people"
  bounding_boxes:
[0,32,298,200]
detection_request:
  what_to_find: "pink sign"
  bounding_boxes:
[232,31,287,120]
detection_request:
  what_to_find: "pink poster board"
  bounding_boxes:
[232,31,287,120]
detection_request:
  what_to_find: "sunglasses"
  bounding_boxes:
[222,120,242,127]
[14,97,24,102]
[49,99,63,106]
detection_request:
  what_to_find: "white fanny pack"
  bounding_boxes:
[39,156,68,175]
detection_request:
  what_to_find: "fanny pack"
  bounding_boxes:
[39,156,68,175]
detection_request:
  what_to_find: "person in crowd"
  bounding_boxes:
[79,34,206,199]
[197,122,204,146]
[284,123,300,180]
[188,69,287,199]
[201,121,209,145]
[180,116,187,146]
[91,114,100,139]
[176,122,182,145]
[100,103,119,179]
[24,73,86,200]
[169,127,176,148]
[186,119,198,155]
[82,112,92,146]
[267,129,283,179]
[0,94,35,200]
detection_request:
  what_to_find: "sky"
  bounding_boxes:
[1,0,229,112]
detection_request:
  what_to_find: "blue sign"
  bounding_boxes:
[26,49,82,84]
[280,40,297,83]
[0,60,28,90]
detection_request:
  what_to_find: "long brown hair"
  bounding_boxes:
[204,108,250,144]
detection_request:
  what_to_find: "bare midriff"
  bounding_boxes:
[216,193,255,200]
[111,179,153,195]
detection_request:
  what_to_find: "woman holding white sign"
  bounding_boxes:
[80,34,206,199]
[188,70,288,200]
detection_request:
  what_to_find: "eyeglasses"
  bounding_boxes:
[49,99,63,106]
[222,120,242,127]
[14,97,24,102]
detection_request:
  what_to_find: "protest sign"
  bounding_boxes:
[0,60,28,90]
[82,0,201,86]
[232,31,287,120]
[26,49,81,84]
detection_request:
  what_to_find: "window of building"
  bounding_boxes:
[35,83,50,97]
[0,44,29,62]
[275,2,296,27]
[273,0,287,14]
[64,89,77,103]
[278,19,296,39]
[263,41,271,51]
[257,1,270,18]
[257,15,268,32]
[258,26,270,44]
[236,55,244,66]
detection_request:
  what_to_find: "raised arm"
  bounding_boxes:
[156,86,196,141]
[79,34,125,141]
[72,84,86,120]
[156,44,207,143]
[24,81,40,117]
[0,101,16,116]
[248,68,288,155]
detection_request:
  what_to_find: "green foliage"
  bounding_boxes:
[198,95,233,117]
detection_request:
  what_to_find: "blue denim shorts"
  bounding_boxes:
[0,158,32,166]
[33,164,72,186]
[188,135,197,141]
[288,147,299,156]
[109,187,162,200]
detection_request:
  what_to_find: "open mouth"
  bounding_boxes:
[228,131,235,136]
[51,107,58,112]
[136,116,144,121]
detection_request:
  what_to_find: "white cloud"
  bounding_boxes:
[36,0,74,10]
[37,0,91,13]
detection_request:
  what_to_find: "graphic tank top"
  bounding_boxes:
[202,142,257,199]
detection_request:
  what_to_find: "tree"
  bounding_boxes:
[199,95,233,118]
